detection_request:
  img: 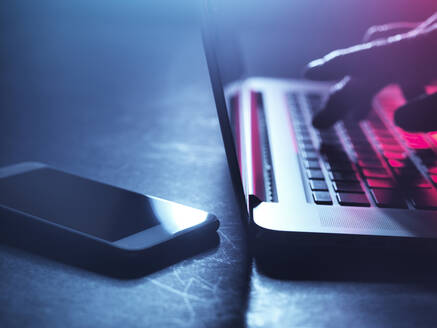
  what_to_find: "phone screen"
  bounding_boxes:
[0,168,158,241]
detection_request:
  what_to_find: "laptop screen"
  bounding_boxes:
[202,1,249,218]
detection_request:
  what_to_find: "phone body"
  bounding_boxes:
[0,162,219,271]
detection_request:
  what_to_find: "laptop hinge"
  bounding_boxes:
[248,194,263,219]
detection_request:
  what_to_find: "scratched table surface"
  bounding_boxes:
[1,1,437,327]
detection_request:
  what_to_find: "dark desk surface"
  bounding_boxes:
[1,1,437,327]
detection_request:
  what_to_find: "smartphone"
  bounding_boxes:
[0,162,219,271]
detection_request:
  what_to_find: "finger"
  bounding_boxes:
[305,25,437,82]
[312,77,350,129]
[398,19,437,99]
[400,83,426,100]
[394,92,437,132]
[399,24,437,100]
[363,22,419,42]
[312,77,383,129]
[363,11,437,44]
[304,38,394,81]
[416,12,437,32]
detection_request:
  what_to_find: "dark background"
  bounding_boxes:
[1,0,437,327]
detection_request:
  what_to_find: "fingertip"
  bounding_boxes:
[308,58,325,69]
[400,84,426,100]
[393,105,408,128]
[311,114,324,129]
[304,57,347,81]
[394,101,426,132]
[303,59,326,80]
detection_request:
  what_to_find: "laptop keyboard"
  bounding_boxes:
[288,88,437,210]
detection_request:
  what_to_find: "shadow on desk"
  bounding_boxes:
[0,229,220,279]
[254,244,437,284]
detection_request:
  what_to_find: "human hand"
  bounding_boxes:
[305,12,437,132]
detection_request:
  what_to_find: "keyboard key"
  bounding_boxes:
[379,144,404,153]
[324,157,352,167]
[309,180,329,191]
[306,169,324,180]
[301,150,318,160]
[355,151,379,159]
[336,192,370,207]
[372,130,393,138]
[294,122,307,129]
[370,189,407,208]
[402,132,427,143]
[387,159,413,168]
[377,138,401,147]
[369,117,389,128]
[295,129,309,137]
[405,139,430,150]
[306,94,323,113]
[321,141,343,149]
[319,135,341,142]
[371,128,392,136]
[312,191,332,205]
[367,113,386,125]
[303,159,321,170]
[302,144,316,152]
[320,145,347,156]
[420,157,437,166]
[357,159,384,168]
[356,153,380,161]
[332,181,364,193]
[405,177,432,189]
[324,155,352,163]
[324,160,354,172]
[318,132,340,140]
[409,189,437,210]
[361,168,391,179]
[429,174,437,185]
[322,151,350,162]
[297,135,312,142]
[426,166,437,175]
[297,134,312,141]
[288,94,299,106]
[318,133,338,140]
[293,115,306,124]
[296,133,311,141]
[299,139,314,147]
[383,151,407,160]
[393,168,423,179]
[328,171,358,182]
[376,138,400,148]
[366,178,396,189]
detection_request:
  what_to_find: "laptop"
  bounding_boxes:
[202,1,437,253]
